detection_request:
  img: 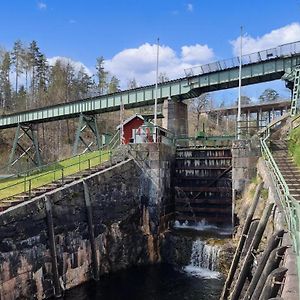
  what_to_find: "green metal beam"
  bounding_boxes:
[1,41,300,130]
[73,114,101,155]
[291,67,300,116]
[8,123,42,170]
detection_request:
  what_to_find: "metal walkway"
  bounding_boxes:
[1,41,300,130]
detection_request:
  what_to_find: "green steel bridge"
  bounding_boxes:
[2,41,300,167]
[1,41,300,130]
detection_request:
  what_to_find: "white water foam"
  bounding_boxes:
[174,220,232,236]
[184,265,221,279]
[183,239,221,279]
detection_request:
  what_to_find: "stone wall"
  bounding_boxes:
[162,99,188,137]
[232,138,260,194]
[0,143,174,300]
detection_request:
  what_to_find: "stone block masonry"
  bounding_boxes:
[0,152,172,299]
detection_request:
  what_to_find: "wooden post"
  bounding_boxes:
[243,229,285,300]
[229,203,274,300]
[258,267,288,300]
[240,220,259,258]
[83,181,99,280]
[220,183,263,300]
[45,196,62,298]
[250,246,287,300]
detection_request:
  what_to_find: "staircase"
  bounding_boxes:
[271,140,300,201]
[0,159,126,212]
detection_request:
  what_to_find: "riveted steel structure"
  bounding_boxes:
[1,41,300,130]
[72,113,101,155]
[8,123,42,169]
[1,41,300,169]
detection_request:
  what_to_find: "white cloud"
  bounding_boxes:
[47,56,93,76]
[187,3,193,12]
[181,44,214,63]
[104,43,215,87]
[37,2,47,10]
[231,23,300,56]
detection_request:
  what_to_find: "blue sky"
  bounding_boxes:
[1,0,300,104]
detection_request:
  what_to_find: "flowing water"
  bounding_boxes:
[64,236,224,300]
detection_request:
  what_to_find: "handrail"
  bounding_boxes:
[291,113,300,130]
[0,149,112,201]
[0,131,120,201]
[259,113,300,288]
[185,40,300,77]
[0,130,119,179]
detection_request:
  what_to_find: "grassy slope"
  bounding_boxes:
[288,126,300,167]
[0,150,110,200]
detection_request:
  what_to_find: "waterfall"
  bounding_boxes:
[184,239,221,278]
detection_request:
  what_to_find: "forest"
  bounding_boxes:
[0,40,125,114]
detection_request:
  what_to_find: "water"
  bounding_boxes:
[174,220,232,236]
[183,239,221,279]
[64,264,224,300]
[64,238,224,300]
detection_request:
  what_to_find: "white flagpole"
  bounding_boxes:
[154,38,159,142]
[237,26,243,140]
[120,97,124,145]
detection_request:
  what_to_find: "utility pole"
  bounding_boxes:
[237,26,243,139]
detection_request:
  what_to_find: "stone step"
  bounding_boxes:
[0,201,13,208]
[2,198,26,205]
[277,166,300,172]
[275,158,296,162]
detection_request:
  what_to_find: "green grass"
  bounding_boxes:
[0,150,110,200]
[261,188,269,200]
[288,126,300,167]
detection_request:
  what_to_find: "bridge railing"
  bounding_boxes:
[185,40,300,77]
[0,131,120,202]
[259,113,300,286]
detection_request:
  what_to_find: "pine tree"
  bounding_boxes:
[36,52,49,105]
[14,85,27,110]
[96,56,108,94]
[28,40,41,104]
[22,48,32,97]
[0,51,12,109]
[74,66,92,99]
[108,75,120,93]
[11,40,24,93]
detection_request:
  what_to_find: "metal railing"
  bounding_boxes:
[0,131,120,202]
[185,40,300,77]
[131,124,175,145]
[175,135,235,148]
[259,113,300,285]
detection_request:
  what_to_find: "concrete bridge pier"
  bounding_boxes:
[162,98,188,138]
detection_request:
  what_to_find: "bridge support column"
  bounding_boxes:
[226,112,229,133]
[73,113,101,155]
[247,110,251,135]
[8,123,42,170]
[162,98,188,138]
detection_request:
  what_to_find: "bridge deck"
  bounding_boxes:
[205,100,291,115]
[0,41,299,129]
